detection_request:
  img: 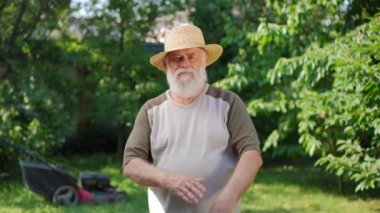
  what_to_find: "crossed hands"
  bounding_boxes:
[161,172,235,213]
[161,172,206,204]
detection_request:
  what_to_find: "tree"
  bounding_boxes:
[0,0,187,170]
[180,0,380,191]
[0,0,77,170]
[192,0,380,191]
[67,0,185,156]
[263,17,380,192]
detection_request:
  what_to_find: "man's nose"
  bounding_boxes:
[179,57,191,68]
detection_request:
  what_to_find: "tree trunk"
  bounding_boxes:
[24,1,44,42]
[8,0,29,55]
[337,176,343,193]
[116,125,125,159]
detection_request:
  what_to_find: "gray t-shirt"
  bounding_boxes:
[123,84,261,213]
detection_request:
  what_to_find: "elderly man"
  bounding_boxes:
[123,24,262,213]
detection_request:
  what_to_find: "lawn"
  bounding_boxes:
[0,153,379,213]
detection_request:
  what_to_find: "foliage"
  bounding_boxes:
[186,0,380,191]
[189,0,235,83]
[0,0,77,170]
[0,0,180,169]
[248,16,380,191]
[189,0,380,191]
[209,0,379,153]
[66,0,178,154]
[1,0,379,195]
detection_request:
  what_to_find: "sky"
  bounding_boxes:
[70,0,108,17]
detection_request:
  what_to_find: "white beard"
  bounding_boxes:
[166,66,207,98]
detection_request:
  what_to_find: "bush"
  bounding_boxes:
[249,17,380,192]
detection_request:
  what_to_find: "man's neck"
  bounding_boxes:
[170,84,206,105]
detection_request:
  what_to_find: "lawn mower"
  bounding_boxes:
[1,137,127,205]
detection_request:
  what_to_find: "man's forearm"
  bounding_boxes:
[123,158,166,187]
[210,150,263,212]
[123,158,207,204]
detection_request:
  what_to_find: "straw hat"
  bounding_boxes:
[150,24,223,71]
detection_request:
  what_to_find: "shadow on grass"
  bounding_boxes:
[56,152,121,174]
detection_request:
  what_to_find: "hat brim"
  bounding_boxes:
[149,44,223,72]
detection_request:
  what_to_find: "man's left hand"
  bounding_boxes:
[209,194,234,213]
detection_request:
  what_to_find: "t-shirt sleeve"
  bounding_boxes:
[122,104,152,167]
[227,93,261,158]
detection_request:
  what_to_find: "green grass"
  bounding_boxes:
[242,164,380,213]
[1,153,379,213]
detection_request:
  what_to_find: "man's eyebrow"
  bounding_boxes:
[167,52,180,57]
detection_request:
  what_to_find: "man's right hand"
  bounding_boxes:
[161,172,206,204]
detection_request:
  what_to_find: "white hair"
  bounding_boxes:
[166,50,207,98]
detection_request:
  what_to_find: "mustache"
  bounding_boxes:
[175,68,196,76]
